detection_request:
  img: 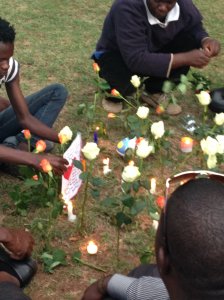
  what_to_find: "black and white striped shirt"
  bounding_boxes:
[0,57,19,85]
[107,274,169,300]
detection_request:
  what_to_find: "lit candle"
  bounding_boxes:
[93,127,99,144]
[87,241,98,254]
[103,158,111,175]
[66,200,76,222]
[128,160,135,166]
[150,178,156,194]
[180,137,193,153]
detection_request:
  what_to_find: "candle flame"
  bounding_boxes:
[128,160,134,166]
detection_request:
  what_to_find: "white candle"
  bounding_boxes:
[150,178,156,194]
[87,241,98,254]
[67,200,76,222]
[180,137,193,153]
[103,158,111,175]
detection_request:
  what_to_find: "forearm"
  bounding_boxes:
[19,114,59,143]
[0,145,38,167]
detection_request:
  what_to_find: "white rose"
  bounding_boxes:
[81,142,100,160]
[130,75,141,88]
[58,126,73,144]
[136,139,154,158]
[200,136,219,156]
[195,91,211,106]
[214,113,224,126]
[216,135,224,154]
[207,154,217,169]
[122,165,141,183]
[151,121,165,139]
[136,106,150,119]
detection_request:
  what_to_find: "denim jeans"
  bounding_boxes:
[0,83,68,150]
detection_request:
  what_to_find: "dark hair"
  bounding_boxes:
[0,18,16,43]
[166,178,224,298]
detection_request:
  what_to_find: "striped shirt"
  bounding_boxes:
[0,57,19,85]
[107,274,169,300]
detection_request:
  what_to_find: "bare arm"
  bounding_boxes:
[0,144,68,175]
[5,74,60,143]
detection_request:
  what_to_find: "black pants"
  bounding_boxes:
[95,33,199,97]
[0,282,30,300]
[103,264,160,300]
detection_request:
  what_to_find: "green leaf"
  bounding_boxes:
[133,181,140,192]
[130,201,146,216]
[116,212,132,227]
[121,195,135,208]
[53,249,66,264]
[79,172,88,181]
[73,160,83,171]
[91,177,105,187]
[71,251,82,263]
[101,197,119,207]
[98,81,110,90]
[24,179,41,187]
[162,80,174,93]
[140,251,152,264]
[177,83,187,94]
[150,212,160,221]
[121,182,132,193]
[91,189,100,199]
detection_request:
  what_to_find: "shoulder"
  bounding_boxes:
[112,0,145,14]
[178,0,203,20]
[5,57,19,83]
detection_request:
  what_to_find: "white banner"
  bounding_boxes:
[61,132,82,201]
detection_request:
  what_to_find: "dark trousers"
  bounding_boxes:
[0,282,31,300]
[104,264,160,300]
[95,33,199,97]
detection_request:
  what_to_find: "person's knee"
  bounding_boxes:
[48,83,69,104]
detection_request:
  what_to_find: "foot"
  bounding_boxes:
[102,99,123,113]
[141,92,168,108]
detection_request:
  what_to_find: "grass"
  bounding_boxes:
[0,0,224,299]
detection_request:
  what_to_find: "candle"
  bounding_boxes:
[180,137,193,153]
[128,160,135,166]
[66,200,76,222]
[87,241,98,254]
[103,158,111,175]
[93,127,99,144]
[150,178,156,194]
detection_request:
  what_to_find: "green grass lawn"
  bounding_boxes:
[0,1,224,299]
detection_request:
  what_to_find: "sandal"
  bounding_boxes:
[0,246,37,288]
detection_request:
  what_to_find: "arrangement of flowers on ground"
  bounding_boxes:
[7,63,224,274]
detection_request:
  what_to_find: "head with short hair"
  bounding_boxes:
[0,18,16,44]
[147,0,177,21]
[157,178,224,300]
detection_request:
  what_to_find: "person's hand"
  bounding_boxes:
[33,154,68,176]
[1,228,34,260]
[202,38,221,57]
[81,276,112,300]
[186,49,210,68]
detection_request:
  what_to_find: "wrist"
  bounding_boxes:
[97,275,112,295]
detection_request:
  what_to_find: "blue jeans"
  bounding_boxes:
[0,83,68,150]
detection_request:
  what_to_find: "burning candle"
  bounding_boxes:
[180,137,193,153]
[93,127,99,144]
[87,241,98,254]
[66,200,76,222]
[150,178,157,194]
